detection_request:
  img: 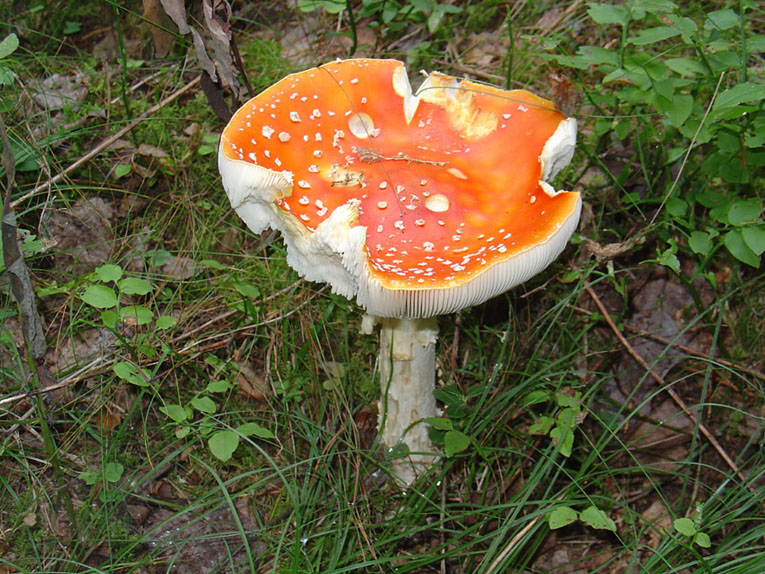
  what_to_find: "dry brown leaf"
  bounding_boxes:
[143,0,175,57]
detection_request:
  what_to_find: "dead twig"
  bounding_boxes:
[569,304,765,383]
[585,284,750,488]
[11,75,201,209]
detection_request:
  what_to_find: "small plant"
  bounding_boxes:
[548,503,617,532]
[425,384,478,457]
[673,505,712,549]
[79,263,274,462]
[549,0,764,271]
[528,389,585,457]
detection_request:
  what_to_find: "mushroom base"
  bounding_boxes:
[377,317,440,485]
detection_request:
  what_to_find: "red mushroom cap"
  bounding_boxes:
[219,59,580,318]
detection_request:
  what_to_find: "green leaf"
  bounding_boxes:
[705,9,739,31]
[63,21,82,34]
[548,506,578,529]
[628,26,680,45]
[155,315,177,330]
[233,281,260,299]
[0,33,19,60]
[103,462,124,483]
[657,249,680,273]
[119,305,153,326]
[529,416,555,435]
[444,430,470,457]
[113,163,131,179]
[79,471,99,485]
[580,505,617,531]
[688,231,714,256]
[81,284,118,309]
[524,390,550,405]
[160,404,188,423]
[101,310,119,330]
[713,83,764,111]
[694,531,712,548]
[661,93,694,127]
[208,430,239,462]
[94,264,123,283]
[665,57,707,77]
[550,425,574,457]
[556,391,581,409]
[119,277,153,295]
[674,517,696,537]
[433,385,462,405]
[727,199,761,226]
[587,3,629,26]
[424,417,453,431]
[742,226,765,256]
[723,229,759,267]
[113,361,151,387]
[206,380,231,393]
[238,422,275,439]
[190,395,217,414]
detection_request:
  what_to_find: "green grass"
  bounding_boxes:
[1,1,763,572]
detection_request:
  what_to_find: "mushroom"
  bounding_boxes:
[218,58,580,484]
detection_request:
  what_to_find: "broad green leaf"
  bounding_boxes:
[113,361,151,387]
[94,264,123,283]
[742,226,765,256]
[657,250,680,273]
[155,315,177,330]
[524,390,550,405]
[660,93,694,127]
[206,380,231,393]
[103,462,124,483]
[113,163,131,179]
[208,430,239,462]
[79,471,99,485]
[705,9,739,31]
[238,422,275,439]
[0,33,19,59]
[81,284,118,309]
[550,426,574,457]
[433,385,462,405]
[119,277,152,295]
[628,26,680,45]
[727,199,761,226]
[233,281,260,299]
[444,430,470,457]
[190,395,217,414]
[556,391,581,409]
[101,310,119,330]
[120,305,153,325]
[713,83,764,111]
[723,229,759,267]
[665,57,707,77]
[160,404,188,423]
[580,505,617,531]
[694,532,712,548]
[587,3,629,26]
[674,517,696,536]
[424,417,453,431]
[529,416,555,435]
[688,231,713,256]
[548,506,578,529]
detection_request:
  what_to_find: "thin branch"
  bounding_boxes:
[585,285,750,488]
[11,75,201,209]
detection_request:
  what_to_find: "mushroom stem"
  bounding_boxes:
[377,316,439,484]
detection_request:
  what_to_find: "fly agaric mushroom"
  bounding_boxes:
[218,58,580,484]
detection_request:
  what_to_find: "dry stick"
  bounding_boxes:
[569,304,765,383]
[486,513,546,574]
[584,285,749,487]
[10,75,201,209]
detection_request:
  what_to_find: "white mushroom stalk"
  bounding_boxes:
[218,59,580,485]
